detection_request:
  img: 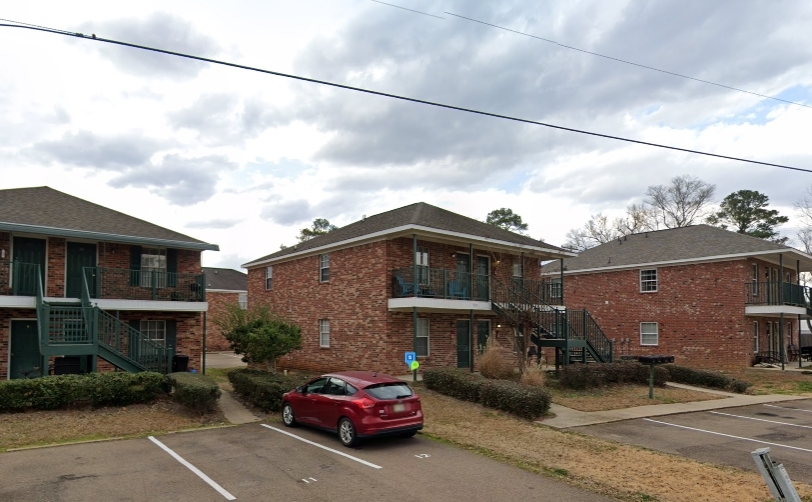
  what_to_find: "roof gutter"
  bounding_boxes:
[0,221,220,251]
[541,248,812,276]
[242,223,575,268]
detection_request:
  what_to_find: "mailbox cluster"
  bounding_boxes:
[638,355,674,365]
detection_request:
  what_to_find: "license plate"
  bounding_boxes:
[392,403,406,412]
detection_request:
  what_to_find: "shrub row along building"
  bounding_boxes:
[3,187,810,379]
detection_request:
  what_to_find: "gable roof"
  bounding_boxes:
[0,187,218,251]
[244,202,572,268]
[542,225,812,274]
[203,267,247,291]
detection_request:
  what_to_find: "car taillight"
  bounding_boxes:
[351,397,376,409]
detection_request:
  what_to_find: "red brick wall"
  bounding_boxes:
[0,232,10,295]
[560,258,799,370]
[46,237,66,297]
[248,237,533,375]
[206,291,241,351]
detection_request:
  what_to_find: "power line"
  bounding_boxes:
[445,12,812,111]
[369,1,444,20]
[0,19,810,174]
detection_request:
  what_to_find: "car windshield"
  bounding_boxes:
[364,383,413,400]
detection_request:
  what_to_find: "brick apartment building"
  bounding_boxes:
[0,187,218,379]
[541,225,812,369]
[202,267,247,351]
[243,202,613,376]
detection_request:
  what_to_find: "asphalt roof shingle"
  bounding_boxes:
[202,267,247,291]
[543,225,805,274]
[0,186,214,248]
[245,202,566,266]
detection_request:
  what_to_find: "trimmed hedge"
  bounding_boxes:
[664,364,752,394]
[557,362,668,390]
[228,369,308,412]
[0,372,165,413]
[167,372,222,413]
[424,368,551,419]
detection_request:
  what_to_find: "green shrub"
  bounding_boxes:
[557,362,668,390]
[664,365,751,393]
[479,380,551,419]
[0,372,165,413]
[228,369,307,412]
[423,368,486,402]
[86,372,165,407]
[167,372,222,413]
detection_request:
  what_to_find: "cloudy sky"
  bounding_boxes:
[2,0,812,268]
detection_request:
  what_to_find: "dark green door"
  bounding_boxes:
[477,320,490,354]
[12,237,45,296]
[10,320,42,379]
[66,242,97,298]
[456,320,470,368]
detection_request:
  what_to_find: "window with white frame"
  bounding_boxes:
[238,292,247,310]
[140,320,166,345]
[640,322,658,346]
[319,254,330,282]
[265,266,273,290]
[416,246,429,284]
[141,247,167,288]
[752,322,759,353]
[640,269,657,292]
[416,318,429,357]
[319,319,330,347]
[751,264,758,296]
[512,262,522,277]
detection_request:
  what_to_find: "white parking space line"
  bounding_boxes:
[148,436,237,500]
[709,411,812,429]
[261,424,383,469]
[765,404,812,414]
[643,419,812,454]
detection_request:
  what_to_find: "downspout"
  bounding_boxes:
[413,234,418,299]
[469,243,474,372]
[798,259,802,369]
[413,234,418,381]
[779,253,784,371]
[203,311,207,375]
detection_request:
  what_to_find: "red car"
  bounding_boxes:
[281,371,423,447]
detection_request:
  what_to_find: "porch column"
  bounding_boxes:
[780,312,785,371]
[779,254,784,304]
[413,234,418,299]
[469,243,473,300]
[559,258,565,304]
[469,309,474,372]
[412,306,418,381]
[799,313,803,369]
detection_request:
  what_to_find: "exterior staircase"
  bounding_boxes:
[490,277,613,365]
[33,265,168,374]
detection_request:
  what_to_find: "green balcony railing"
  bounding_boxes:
[0,260,41,296]
[83,266,206,302]
[745,281,810,308]
[97,309,167,373]
[391,267,490,301]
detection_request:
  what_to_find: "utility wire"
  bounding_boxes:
[0,19,810,174]
[446,12,812,111]
[369,1,444,19]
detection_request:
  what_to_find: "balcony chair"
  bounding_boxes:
[395,275,420,296]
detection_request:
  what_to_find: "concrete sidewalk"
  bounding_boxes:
[539,382,809,429]
[218,382,261,425]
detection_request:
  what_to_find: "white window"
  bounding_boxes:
[140,320,166,345]
[751,264,758,296]
[753,322,759,353]
[319,319,330,347]
[265,266,273,290]
[549,278,562,298]
[141,247,166,288]
[319,254,330,282]
[416,247,429,284]
[640,269,657,292]
[640,322,658,346]
[416,318,429,357]
[512,262,522,277]
[238,292,247,310]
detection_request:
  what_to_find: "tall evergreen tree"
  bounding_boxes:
[706,190,788,243]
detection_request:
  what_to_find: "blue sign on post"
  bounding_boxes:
[404,351,416,365]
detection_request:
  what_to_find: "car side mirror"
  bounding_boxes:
[296,386,305,394]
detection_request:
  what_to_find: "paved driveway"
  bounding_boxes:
[1,424,613,502]
[575,399,812,484]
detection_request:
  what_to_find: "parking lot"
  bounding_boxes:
[576,399,812,484]
[0,423,613,502]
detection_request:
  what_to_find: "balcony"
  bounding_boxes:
[745,281,810,317]
[84,267,206,302]
[0,260,40,297]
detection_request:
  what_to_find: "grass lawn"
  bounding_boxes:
[546,383,724,412]
[718,368,812,395]
[0,397,227,452]
[415,383,812,502]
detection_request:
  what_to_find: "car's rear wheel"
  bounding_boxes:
[282,402,297,427]
[338,417,359,447]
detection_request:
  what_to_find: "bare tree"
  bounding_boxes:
[564,204,658,251]
[616,203,658,234]
[645,175,716,228]
[796,187,812,254]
